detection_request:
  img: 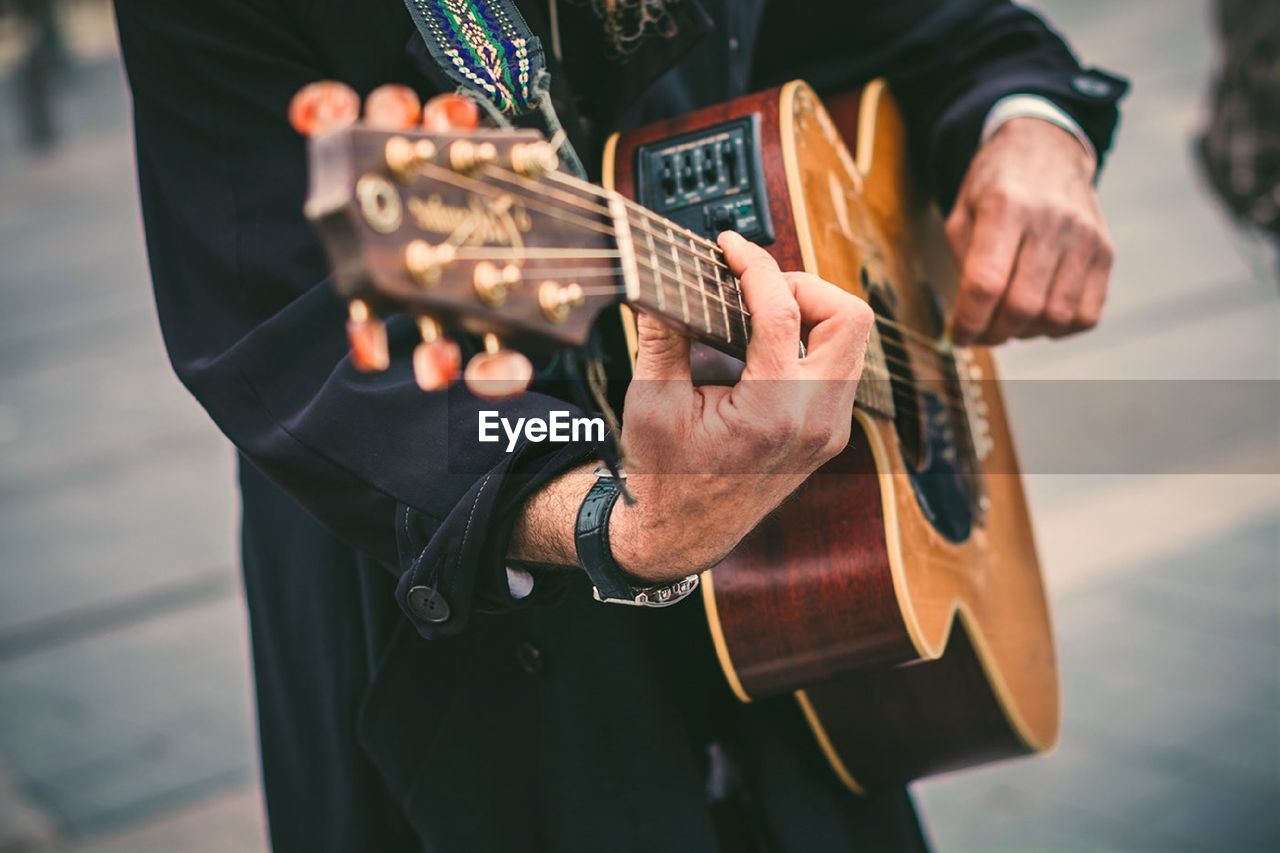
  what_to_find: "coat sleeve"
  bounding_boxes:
[113,0,594,639]
[750,0,1129,209]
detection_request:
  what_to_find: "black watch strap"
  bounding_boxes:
[574,474,633,601]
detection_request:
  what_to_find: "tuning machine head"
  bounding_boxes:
[538,281,585,323]
[346,299,390,372]
[448,139,498,173]
[412,317,462,392]
[464,333,533,400]
[405,240,457,287]
[385,136,437,182]
[509,141,560,178]
[289,81,360,137]
[473,262,521,306]
[364,84,422,130]
[422,94,481,132]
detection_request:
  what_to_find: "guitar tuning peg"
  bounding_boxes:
[412,317,462,392]
[473,261,520,305]
[510,141,560,178]
[364,84,422,130]
[385,136,437,181]
[421,94,480,132]
[405,240,456,286]
[289,81,360,137]
[448,139,498,173]
[538,281,585,323]
[464,333,534,400]
[346,299,390,372]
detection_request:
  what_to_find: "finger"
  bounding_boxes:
[1036,232,1096,337]
[719,231,800,378]
[630,310,692,387]
[984,233,1059,343]
[1056,241,1112,337]
[782,272,873,381]
[950,205,1024,344]
[944,203,974,266]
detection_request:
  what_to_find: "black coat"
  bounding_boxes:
[113,1,1124,850]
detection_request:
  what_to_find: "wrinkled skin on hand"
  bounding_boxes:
[946,117,1114,345]
[610,232,874,582]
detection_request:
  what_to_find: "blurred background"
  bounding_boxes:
[0,0,1276,850]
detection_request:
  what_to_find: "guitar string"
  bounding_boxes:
[573,259,972,405]
[486,162,946,356]
[540,169,935,346]
[409,160,963,378]
[533,168,955,356]
[415,159,954,361]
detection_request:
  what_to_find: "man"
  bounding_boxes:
[113,1,1125,850]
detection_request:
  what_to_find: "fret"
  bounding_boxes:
[729,258,750,345]
[607,195,641,300]
[668,227,690,326]
[709,247,734,346]
[689,236,713,335]
[642,221,665,313]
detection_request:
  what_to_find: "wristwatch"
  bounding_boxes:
[575,467,699,607]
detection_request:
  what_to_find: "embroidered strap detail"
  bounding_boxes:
[405,0,544,116]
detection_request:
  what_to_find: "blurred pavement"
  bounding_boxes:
[0,1,1276,850]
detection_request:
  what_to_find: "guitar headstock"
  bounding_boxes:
[295,83,622,397]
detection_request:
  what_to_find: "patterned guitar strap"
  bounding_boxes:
[403,0,632,483]
[402,0,587,177]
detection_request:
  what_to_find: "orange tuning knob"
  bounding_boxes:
[289,81,360,137]
[464,333,533,400]
[422,94,481,132]
[412,318,462,391]
[364,84,422,130]
[346,300,390,372]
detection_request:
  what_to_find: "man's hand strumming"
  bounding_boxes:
[946,117,1114,345]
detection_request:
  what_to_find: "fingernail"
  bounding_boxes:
[716,230,741,247]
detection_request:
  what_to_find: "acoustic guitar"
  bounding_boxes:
[301,79,1059,792]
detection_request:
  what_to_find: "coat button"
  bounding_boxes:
[1072,72,1113,98]
[516,640,544,675]
[407,586,450,623]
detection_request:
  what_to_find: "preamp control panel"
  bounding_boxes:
[634,114,775,245]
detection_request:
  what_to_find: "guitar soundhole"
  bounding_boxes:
[867,281,975,544]
[867,290,925,470]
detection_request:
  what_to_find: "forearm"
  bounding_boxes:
[507,464,766,583]
[507,462,596,570]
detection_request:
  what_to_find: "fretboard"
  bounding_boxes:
[609,196,751,358]
[606,194,895,420]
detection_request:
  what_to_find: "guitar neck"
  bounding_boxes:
[604,193,751,361]
[533,169,894,419]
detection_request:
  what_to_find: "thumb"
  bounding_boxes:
[630,310,692,387]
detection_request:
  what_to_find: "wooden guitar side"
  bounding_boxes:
[606,81,1059,791]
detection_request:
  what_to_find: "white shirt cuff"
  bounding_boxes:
[982,94,1097,171]
[505,565,535,600]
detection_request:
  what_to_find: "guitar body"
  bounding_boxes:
[606,81,1059,791]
